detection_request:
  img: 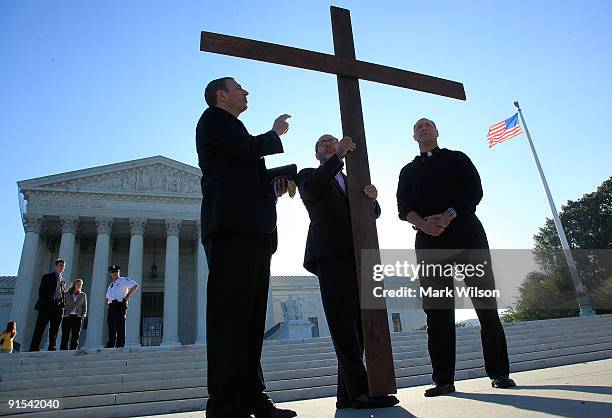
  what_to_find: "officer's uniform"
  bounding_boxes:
[105,265,138,348]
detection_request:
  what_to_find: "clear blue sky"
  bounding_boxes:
[2,0,611,281]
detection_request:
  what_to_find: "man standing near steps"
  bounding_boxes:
[196,77,296,418]
[29,259,66,351]
[396,118,516,397]
[296,134,399,410]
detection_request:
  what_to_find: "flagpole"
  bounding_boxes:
[514,101,594,316]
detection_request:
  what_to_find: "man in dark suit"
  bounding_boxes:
[296,134,399,410]
[196,77,295,418]
[29,259,66,351]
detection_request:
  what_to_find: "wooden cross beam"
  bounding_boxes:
[200,6,466,396]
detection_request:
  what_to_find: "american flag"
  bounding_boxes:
[487,113,523,148]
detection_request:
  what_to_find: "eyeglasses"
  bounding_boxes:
[317,139,337,148]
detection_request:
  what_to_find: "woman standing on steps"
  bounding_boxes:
[60,279,87,350]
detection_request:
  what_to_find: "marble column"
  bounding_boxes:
[125,218,146,347]
[58,215,79,284]
[194,224,208,345]
[161,219,181,346]
[10,215,43,349]
[83,217,113,348]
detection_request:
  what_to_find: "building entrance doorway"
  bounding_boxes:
[141,292,163,346]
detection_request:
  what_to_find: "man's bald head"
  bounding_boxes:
[413,118,437,132]
[413,118,439,149]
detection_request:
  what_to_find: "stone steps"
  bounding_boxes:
[2,323,610,386]
[2,313,607,367]
[0,314,610,417]
[0,324,612,384]
[6,350,612,418]
[3,318,610,375]
[2,331,610,399]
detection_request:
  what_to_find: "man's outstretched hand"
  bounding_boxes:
[272,114,291,136]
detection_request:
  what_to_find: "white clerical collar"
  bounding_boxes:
[420,146,440,157]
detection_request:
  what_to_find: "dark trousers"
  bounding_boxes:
[204,232,274,418]
[315,254,369,402]
[416,222,510,385]
[60,315,83,350]
[423,305,510,384]
[106,301,127,348]
[29,306,63,351]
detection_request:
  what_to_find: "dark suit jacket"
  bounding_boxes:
[296,154,381,274]
[35,272,63,311]
[196,106,284,247]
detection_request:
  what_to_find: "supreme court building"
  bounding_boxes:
[7,156,424,350]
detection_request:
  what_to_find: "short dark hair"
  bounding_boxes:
[5,321,16,333]
[413,118,437,131]
[204,77,233,107]
[54,259,65,266]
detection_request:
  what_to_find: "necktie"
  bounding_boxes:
[335,172,346,194]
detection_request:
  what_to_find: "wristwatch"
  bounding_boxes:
[446,207,457,218]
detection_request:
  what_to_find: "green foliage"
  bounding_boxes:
[502,178,612,323]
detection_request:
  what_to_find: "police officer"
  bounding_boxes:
[105,265,139,348]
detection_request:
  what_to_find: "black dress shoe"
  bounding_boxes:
[491,376,516,388]
[254,404,297,418]
[424,383,456,397]
[352,394,400,409]
[336,399,352,409]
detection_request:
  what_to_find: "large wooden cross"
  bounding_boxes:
[200,6,465,395]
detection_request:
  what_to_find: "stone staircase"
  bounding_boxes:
[1,314,611,417]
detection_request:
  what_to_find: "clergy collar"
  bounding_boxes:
[420,146,440,158]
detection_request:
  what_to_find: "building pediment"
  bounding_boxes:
[18,156,202,199]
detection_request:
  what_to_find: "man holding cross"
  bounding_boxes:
[196,77,295,418]
[296,134,399,410]
[397,118,516,397]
